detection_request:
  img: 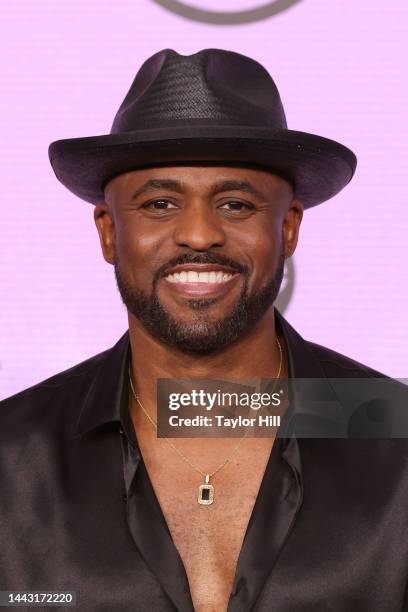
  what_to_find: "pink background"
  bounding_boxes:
[1,0,407,399]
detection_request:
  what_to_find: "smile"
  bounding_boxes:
[165,271,234,284]
[162,268,241,297]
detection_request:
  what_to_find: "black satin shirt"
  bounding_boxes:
[1,310,408,611]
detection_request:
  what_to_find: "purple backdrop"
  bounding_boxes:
[1,0,407,399]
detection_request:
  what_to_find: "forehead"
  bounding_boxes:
[104,165,292,203]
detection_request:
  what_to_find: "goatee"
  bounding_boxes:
[114,248,285,355]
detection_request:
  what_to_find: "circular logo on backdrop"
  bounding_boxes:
[151,0,303,25]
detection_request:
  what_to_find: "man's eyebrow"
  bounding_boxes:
[131,179,183,200]
[130,178,267,201]
[211,180,266,200]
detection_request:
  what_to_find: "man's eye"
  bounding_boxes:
[220,201,253,211]
[142,199,177,210]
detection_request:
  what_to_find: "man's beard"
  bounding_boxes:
[114,247,285,355]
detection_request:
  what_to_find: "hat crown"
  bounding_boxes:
[110,48,287,133]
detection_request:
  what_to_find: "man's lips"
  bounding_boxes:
[161,264,242,297]
[164,263,240,275]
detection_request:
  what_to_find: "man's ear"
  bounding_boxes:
[94,202,115,264]
[283,199,304,258]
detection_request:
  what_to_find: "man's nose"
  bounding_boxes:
[172,202,226,250]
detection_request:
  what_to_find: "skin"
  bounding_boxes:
[94,165,303,610]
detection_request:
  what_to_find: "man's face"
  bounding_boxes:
[95,165,303,354]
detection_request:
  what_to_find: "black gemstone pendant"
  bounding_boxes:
[198,474,214,505]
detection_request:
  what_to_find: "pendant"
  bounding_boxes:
[198,474,214,505]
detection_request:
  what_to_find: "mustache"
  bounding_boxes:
[155,252,248,280]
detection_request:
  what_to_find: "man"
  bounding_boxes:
[1,49,407,612]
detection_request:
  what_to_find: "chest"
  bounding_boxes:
[142,441,275,612]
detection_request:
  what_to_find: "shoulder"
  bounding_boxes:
[0,347,110,429]
[305,340,386,378]
[302,340,408,446]
[1,347,110,402]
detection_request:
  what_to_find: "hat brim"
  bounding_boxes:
[48,126,357,208]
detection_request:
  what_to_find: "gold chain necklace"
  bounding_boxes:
[128,336,282,506]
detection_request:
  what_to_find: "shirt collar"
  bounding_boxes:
[274,309,347,437]
[73,307,345,439]
[73,332,131,438]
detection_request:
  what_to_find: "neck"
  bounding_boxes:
[128,307,288,408]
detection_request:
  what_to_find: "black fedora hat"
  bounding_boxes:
[48,48,357,208]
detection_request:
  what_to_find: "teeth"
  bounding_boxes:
[187,271,199,282]
[165,270,235,284]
